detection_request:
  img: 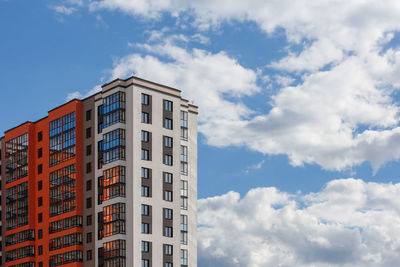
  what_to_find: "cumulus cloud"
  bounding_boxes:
[67,85,101,101]
[74,0,400,171]
[198,179,400,267]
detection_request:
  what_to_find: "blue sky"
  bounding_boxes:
[3,1,400,266]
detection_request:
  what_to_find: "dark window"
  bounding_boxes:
[141,149,150,160]
[38,148,43,158]
[38,229,43,239]
[164,118,173,129]
[38,213,43,223]
[86,162,92,173]
[141,93,150,105]
[164,154,173,166]
[38,197,43,207]
[87,215,92,226]
[141,112,150,123]
[39,245,43,255]
[141,167,150,179]
[86,110,92,121]
[87,250,92,260]
[164,172,173,184]
[164,136,173,147]
[101,129,126,164]
[38,164,42,174]
[141,204,150,216]
[86,127,92,138]
[86,180,92,191]
[141,130,150,142]
[39,262,43,267]
[86,145,92,156]
[38,180,42,190]
[164,100,173,111]
[86,198,92,209]
[38,131,43,142]
[87,232,92,243]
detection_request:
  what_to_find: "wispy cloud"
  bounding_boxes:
[244,159,266,174]
[66,85,101,101]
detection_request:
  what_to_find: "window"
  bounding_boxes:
[164,154,173,166]
[141,168,150,179]
[38,131,43,142]
[38,197,43,207]
[181,231,188,245]
[141,204,150,216]
[86,127,92,138]
[164,100,173,111]
[180,145,188,163]
[86,109,92,121]
[86,232,92,243]
[39,245,43,255]
[38,213,43,223]
[86,198,92,209]
[141,241,150,252]
[141,186,150,197]
[5,182,28,230]
[181,127,188,141]
[86,145,92,156]
[164,172,173,184]
[141,149,150,160]
[180,215,188,231]
[164,191,173,202]
[87,250,92,260]
[165,263,173,267]
[141,130,150,142]
[102,240,126,265]
[181,249,188,265]
[6,133,29,183]
[38,164,42,174]
[181,197,188,210]
[164,118,173,129]
[101,129,126,164]
[164,244,173,255]
[141,223,150,234]
[86,180,92,191]
[142,112,150,123]
[50,112,76,166]
[38,229,43,239]
[39,262,43,267]
[87,215,92,226]
[181,180,188,197]
[98,203,126,239]
[98,91,126,132]
[142,93,150,105]
[38,148,43,158]
[164,136,173,147]
[50,164,76,216]
[86,162,92,173]
[98,166,126,204]
[142,259,150,267]
[38,180,42,191]
[164,208,173,220]
[164,226,173,237]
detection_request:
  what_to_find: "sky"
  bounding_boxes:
[2,0,400,266]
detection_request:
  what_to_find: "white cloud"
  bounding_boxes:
[67,85,101,101]
[198,179,400,267]
[77,0,400,171]
[110,41,260,125]
[50,5,77,15]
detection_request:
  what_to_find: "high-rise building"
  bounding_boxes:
[0,76,198,267]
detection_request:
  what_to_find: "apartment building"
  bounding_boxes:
[0,76,198,267]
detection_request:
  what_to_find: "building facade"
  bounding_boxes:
[0,77,198,267]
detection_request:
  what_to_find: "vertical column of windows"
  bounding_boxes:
[49,112,76,167]
[98,203,126,239]
[98,91,126,133]
[49,164,76,216]
[180,111,188,141]
[98,166,126,204]
[5,182,28,230]
[5,133,28,183]
[180,145,188,175]
[180,180,188,210]
[180,215,188,245]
